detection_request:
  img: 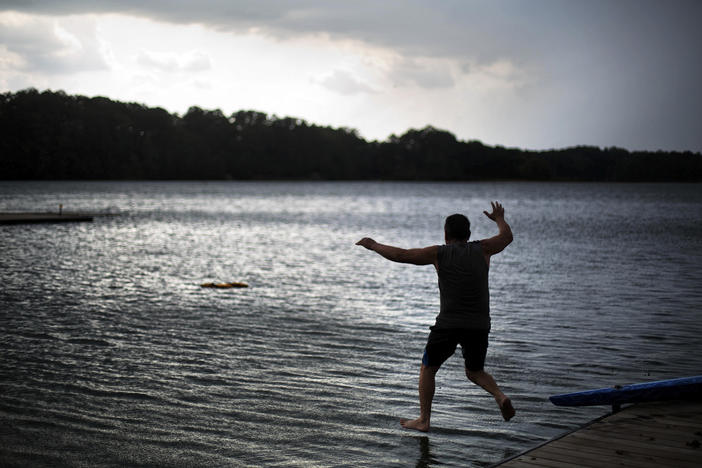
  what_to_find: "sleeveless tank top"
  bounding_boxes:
[434,241,490,330]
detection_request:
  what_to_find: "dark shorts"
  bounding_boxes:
[421,328,489,371]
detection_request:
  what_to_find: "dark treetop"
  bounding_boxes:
[2,89,701,181]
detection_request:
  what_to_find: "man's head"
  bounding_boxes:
[444,214,471,243]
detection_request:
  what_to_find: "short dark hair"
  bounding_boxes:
[444,214,471,241]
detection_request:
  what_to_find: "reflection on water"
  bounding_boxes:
[413,436,437,468]
[1,181,701,467]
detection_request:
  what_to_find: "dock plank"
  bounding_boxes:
[565,431,701,463]
[558,439,692,454]
[0,212,94,225]
[541,442,663,468]
[586,422,697,447]
[533,444,663,468]
[494,400,702,468]
[509,455,584,468]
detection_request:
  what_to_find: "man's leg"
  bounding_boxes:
[465,369,515,421]
[461,331,515,421]
[401,364,439,432]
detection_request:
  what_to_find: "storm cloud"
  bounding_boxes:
[0,13,107,74]
[1,0,701,151]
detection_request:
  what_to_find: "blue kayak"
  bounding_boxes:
[550,376,702,408]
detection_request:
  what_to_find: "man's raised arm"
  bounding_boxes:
[480,201,513,259]
[356,238,438,266]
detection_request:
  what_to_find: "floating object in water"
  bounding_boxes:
[0,212,93,224]
[550,375,702,412]
[200,281,249,289]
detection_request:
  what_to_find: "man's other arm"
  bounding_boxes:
[356,238,439,266]
[480,201,514,260]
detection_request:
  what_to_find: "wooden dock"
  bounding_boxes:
[495,400,702,467]
[0,212,94,225]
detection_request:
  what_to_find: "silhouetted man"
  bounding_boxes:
[356,201,515,432]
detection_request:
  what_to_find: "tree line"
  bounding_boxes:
[2,88,701,181]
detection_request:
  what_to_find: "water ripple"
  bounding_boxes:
[2,181,702,466]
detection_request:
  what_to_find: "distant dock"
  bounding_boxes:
[494,400,702,467]
[0,212,94,225]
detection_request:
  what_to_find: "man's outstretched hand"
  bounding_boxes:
[483,201,505,222]
[356,237,377,250]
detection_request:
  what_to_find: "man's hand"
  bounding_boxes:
[483,201,505,222]
[356,237,377,250]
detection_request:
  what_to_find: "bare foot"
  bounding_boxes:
[498,397,515,421]
[400,417,430,432]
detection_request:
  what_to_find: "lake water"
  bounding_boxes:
[1,181,701,467]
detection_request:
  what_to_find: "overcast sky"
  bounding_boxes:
[1,1,700,151]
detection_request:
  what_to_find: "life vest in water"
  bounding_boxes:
[200,281,249,288]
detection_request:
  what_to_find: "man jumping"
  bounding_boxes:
[356,201,515,432]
